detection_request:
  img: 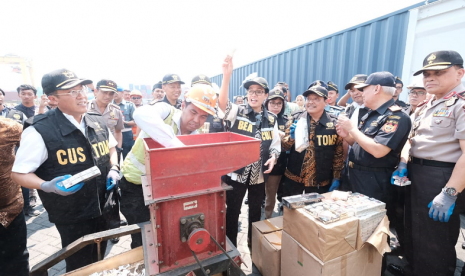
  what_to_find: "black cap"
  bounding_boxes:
[162,74,185,85]
[413,50,463,76]
[355,71,396,89]
[267,88,285,101]
[152,81,162,91]
[345,74,368,90]
[0,88,4,96]
[303,85,328,99]
[327,81,338,92]
[41,69,92,95]
[244,77,269,93]
[395,76,403,86]
[307,80,328,90]
[191,74,212,87]
[96,79,117,92]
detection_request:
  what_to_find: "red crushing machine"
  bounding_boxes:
[140,132,261,275]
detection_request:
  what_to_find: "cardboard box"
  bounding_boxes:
[283,207,358,262]
[281,231,382,276]
[252,217,283,276]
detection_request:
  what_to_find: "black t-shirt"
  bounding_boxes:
[349,99,411,168]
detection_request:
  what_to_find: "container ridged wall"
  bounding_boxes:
[211,1,427,102]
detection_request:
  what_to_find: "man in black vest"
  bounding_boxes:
[282,84,344,196]
[218,56,281,247]
[11,69,121,272]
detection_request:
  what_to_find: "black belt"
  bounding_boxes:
[348,161,392,172]
[410,157,455,168]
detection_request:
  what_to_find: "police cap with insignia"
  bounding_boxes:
[266,88,285,103]
[327,81,338,92]
[414,50,463,76]
[395,76,403,86]
[152,81,162,91]
[41,68,92,95]
[303,84,328,99]
[244,77,269,93]
[162,74,185,85]
[96,79,117,92]
[345,74,368,90]
[355,71,396,89]
[191,74,212,87]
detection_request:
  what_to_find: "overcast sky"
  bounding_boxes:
[0,0,421,91]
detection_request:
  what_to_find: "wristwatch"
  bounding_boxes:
[443,187,459,197]
[111,164,121,171]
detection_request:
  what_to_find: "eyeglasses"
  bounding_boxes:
[408,90,426,96]
[56,87,88,98]
[131,97,142,100]
[269,101,283,107]
[395,87,403,91]
[247,90,265,96]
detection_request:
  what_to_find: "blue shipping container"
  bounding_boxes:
[211,1,429,102]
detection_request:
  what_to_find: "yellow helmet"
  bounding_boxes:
[184,84,217,116]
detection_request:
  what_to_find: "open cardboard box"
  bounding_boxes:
[252,216,283,276]
[283,192,391,262]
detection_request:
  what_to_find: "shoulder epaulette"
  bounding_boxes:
[388,105,402,112]
[456,91,465,100]
[416,99,428,108]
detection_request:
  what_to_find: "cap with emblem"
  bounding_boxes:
[130,90,143,96]
[303,84,328,99]
[355,71,396,89]
[191,74,212,87]
[327,81,338,92]
[244,77,269,93]
[162,74,185,85]
[41,68,92,95]
[307,80,328,90]
[345,74,368,90]
[266,88,285,101]
[395,76,403,86]
[184,84,217,115]
[152,81,162,91]
[96,79,117,92]
[414,50,463,76]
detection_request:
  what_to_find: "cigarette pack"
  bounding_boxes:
[62,166,101,189]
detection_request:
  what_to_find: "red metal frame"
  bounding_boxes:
[143,132,260,203]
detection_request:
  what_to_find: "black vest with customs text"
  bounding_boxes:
[229,104,277,182]
[287,110,338,185]
[33,108,111,224]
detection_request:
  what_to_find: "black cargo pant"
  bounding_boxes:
[0,211,29,276]
[55,216,108,272]
[224,176,265,247]
[281,175,331,197]
[119,177,150,249]
[406,162,465,276]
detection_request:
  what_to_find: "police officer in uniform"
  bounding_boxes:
[396,50,465,275]
[88,79,124,152]
[218,56,280,247]
[11,69,121,272]
[326,81,345,116]
[0,88,25,124]
[161,74,184,109]
[282,84,344,196]
[336,72,411,260]
[113,86,136,159]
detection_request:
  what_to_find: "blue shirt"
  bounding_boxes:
[113,99,135,129]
